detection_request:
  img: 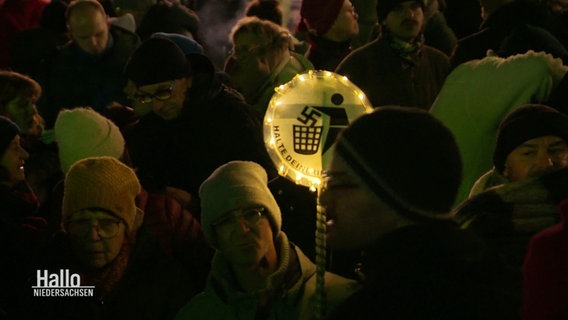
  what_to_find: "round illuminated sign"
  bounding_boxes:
[264,70,373,188]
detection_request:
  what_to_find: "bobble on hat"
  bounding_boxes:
[298,0,345,36]
[124,37,193,87]
[493,104,568,173]
[335,106,462,218]
[0,116,20,155]
[62,157,141,232]
[55,107,125,173]
[199,161,282,249]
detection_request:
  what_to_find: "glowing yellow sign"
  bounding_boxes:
[264,70,373,188]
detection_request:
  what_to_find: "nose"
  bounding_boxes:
[86,224,102,241]
[152,100,165,114]
[25,104,36,118]
[351,7,359,19]
[235,216,252,233]
[19,146,29,160]
[89,37,98,48]
[536,152,555,169]
[401,6,415,17]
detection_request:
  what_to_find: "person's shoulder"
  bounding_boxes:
[110,25,140,44]
[336,38,381,71]
[289,51,314,73]
[346,38,380,57]
[209,85,263,117]
[469,168,507,198]
[422,44,450,60]
[173,291,224,320]
[110,25,140,55]
[453,188,512,231]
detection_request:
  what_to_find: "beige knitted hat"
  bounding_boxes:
[62,157,141,232]
[199,161,282,248]
[55,107,125,173]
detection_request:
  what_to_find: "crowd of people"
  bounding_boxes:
[1,0,568,319]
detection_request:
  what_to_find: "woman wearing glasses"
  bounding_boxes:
[24,157,197,320]
[224,16,314,115]
[175,161,357,320]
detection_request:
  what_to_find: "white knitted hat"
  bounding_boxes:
[55,108,125,173]
[199,161,282,249]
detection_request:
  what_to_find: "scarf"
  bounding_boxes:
[385,31,424,65]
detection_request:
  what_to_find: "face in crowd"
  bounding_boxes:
[4,95,41,135]
[66,208,128,269]
[131,78,192,121]
[326,0,360,41]
[320,154,408,251]
[0,134,29,188]
[231,29,277,80]
[68,2,110,56]
[213,207,277,268]
[503,135,568,182]
[383,0,424,41]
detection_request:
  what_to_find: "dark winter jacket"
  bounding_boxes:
[0,182,47,318]
[136,189,213,291]
[336,35,449,110]
[450,0,568,69]
[23,228,196,320]
[326,222,518,319]
[455,168,568,271]
[305,34,353,72]
[36,26,139,128]
[125,65,275,198]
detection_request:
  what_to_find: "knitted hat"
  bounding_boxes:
[376,0,425,23]
[151,32,204,55]
[0,116,20,155]
[335,106,462,218]
[298,0,345,36]
[199,161,282,249]
[62,157,141,232]
[55,108,125,173]
[124,37,192,87]
[493,104,568,173]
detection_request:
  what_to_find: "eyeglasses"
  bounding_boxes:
[66,218,123,239]
[212,207,266,230]
[230,45,263,59]
[132,81,175,104]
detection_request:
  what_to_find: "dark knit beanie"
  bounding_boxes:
[335,106,462,218]
[298,0,345,36]
[124,37,192,87]
[0,116,20,155]
[493,104,568,173]
[376,0,425,23]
